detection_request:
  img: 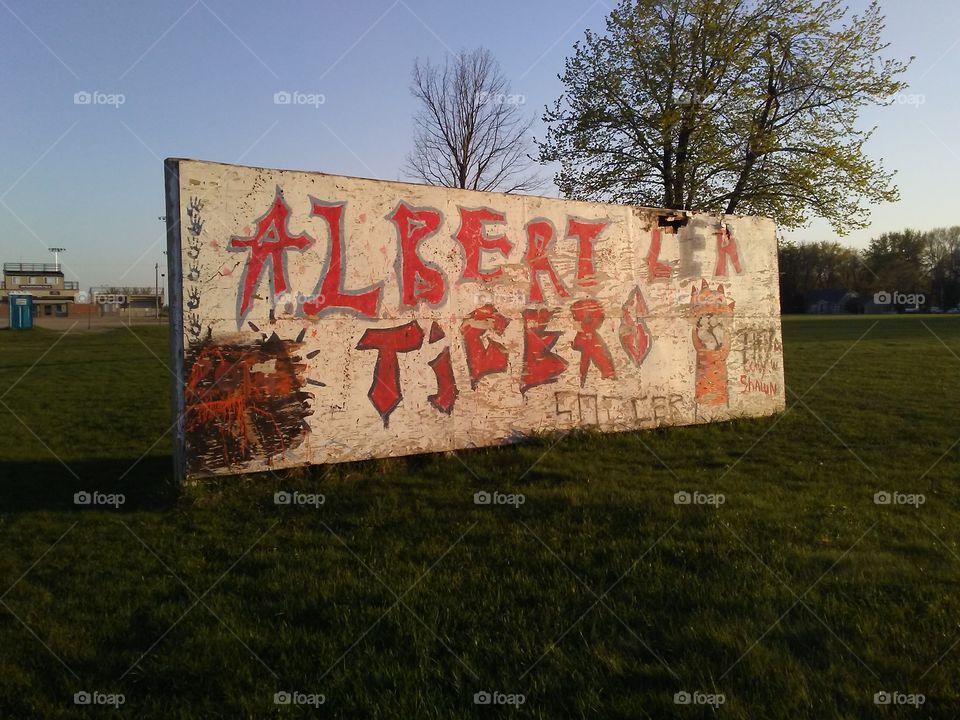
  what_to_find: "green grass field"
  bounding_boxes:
[1,316,959,718]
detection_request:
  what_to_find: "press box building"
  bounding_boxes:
[0,262,80,317]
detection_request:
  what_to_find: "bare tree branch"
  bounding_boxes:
[404,48,543,194]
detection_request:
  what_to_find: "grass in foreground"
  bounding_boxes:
[0,316,959,718]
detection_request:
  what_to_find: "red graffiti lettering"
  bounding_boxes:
[453,207,512,282]
[525,219,569,303]
[428,320,445,344]
[618,286,652,366]
[714,224,743,276]
[460,304,510,389]
[571,299,615,386]
[740,374,778,396]
[303,200,382,317]
[389,202,445,306]
[521,308,568,393]
[229,188,313,323]
[428,348,458,413]
[427,321,457,414]
[567,218,606,288]
[355,321,424,426]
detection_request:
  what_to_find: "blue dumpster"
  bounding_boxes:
[9,292,33,330]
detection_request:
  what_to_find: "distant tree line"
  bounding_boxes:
[779,227,960,312]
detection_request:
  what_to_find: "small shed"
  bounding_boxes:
[805,289,858,314]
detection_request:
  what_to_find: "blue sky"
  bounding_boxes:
[1,0,957,288]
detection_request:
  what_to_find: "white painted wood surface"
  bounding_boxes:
[166,159,784,478]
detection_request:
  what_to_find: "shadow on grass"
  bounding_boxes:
[0,456,179,512]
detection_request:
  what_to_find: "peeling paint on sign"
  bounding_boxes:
[164,159,785,480]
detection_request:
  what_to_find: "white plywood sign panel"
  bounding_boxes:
[164,159,784,480]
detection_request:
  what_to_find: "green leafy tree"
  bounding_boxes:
[778,238,865,311]
[923,226,960,308]
[861,229,928,303]
[539,0,910,232]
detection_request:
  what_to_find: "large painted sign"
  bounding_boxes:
[164,159,784,480]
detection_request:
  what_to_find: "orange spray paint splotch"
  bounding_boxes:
[184,332,313,473]
[689,280,735,407]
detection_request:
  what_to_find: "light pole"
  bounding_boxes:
[156,252,167,324]
[48,247,66,271]
[155,216,167,323]
[47,248,67,320]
